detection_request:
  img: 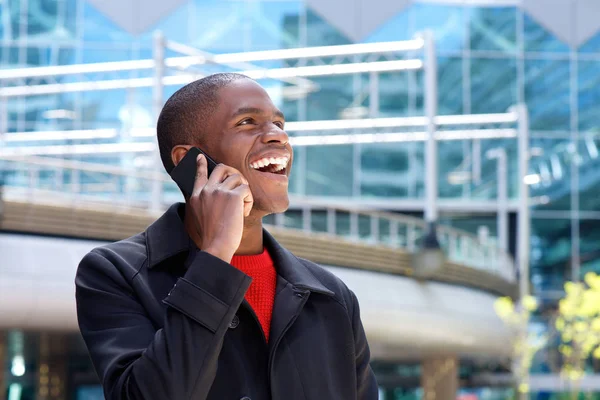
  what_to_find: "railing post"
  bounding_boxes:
[327,208,336,235]
[370,215,379,244]
[302,206,311,233]
[407,224,416,252]
[389,220,399,248]
[275,212,285,228]
[28,165,39,199]
[350,212,359,240]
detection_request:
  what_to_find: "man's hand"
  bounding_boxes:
[189,154,253,263]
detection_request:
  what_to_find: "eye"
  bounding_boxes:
[237,118,255,126]
[274,121,285,129]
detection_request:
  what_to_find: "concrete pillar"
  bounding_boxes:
[421,356,459,400]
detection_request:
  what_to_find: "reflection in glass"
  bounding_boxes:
[469,7,517,53]
[578,137,600,212]
[531,218,572,294]
[412,3,465,52]
[524,59,570,131]
[578,60,600,132]
[523,13,569,53]
[470,58,517,114]
[305,145,353,197]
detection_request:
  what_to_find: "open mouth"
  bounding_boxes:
[250,156,289,176]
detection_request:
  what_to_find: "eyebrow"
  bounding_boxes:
[231,107,285,120]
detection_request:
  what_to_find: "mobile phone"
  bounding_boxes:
[170,147,218,196]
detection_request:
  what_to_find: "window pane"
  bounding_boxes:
[531,218,572,295]
[306,8,350,47]
[365,9,410,43]
[28,0,77,41]
[525,59,570,131]
[411,3,465,52]
[469,7,517,53]
[360,143,414,199]
[578,137,600,212]
[470,58,517,114]
[378,71,410,117]
[529,137,572,211]
[305,145,353,197]
[438,57,463,115]
[82,2,134,44]
[578,60,600,132]
[579,30,600,53]
[249,1,302,50]
[580,219,600,279]
[523,13,569,53]
[305,75,354,120]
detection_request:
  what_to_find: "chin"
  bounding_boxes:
[254,196,290,216]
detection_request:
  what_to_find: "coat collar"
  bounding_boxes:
[145,203,334,297]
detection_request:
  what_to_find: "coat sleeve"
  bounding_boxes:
[349,290,379,399]
[75,249,251,400]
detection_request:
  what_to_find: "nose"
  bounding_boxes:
[262,125,289,145]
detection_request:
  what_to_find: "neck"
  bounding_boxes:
[184,203,265,255]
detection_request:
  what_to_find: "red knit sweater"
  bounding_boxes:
[230,249,276,342]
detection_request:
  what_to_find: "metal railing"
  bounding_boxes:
[0,155,516,283]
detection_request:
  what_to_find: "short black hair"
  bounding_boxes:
[157,72,250,173]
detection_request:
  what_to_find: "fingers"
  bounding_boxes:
[208,164,244,186]
[192,154,208,196]
[219,173,248,190]
[232,183,254,217]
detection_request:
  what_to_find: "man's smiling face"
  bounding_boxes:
[199,78,293,217]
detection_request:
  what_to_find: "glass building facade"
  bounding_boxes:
[2,0,600,398]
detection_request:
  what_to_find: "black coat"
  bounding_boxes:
[75,203,379,400]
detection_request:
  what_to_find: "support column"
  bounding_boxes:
[421,356,459,400]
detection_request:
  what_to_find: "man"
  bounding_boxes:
[75,73,378,400]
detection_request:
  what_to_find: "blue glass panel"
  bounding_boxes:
[83,2,134,44]
[578,138,600,212]
[1,44,22,65]
[2,0,23,39]
[529,137,572,211]
[187,0,248,53]
[249,1,301,50]
[27,0,77,41]
[524,59,570,131]
[80,90,128,128]
[470,57,517,114]
[305,145,353,196]
[81,47,132,63]
[580,219,600,278]
[531,217,572,294]
[579,30,600,53]
[378,71,409,117]
[411,3,465,52]
[138,1,191,47]
[305,8,350,47]
[305,75,354,120]
[469,7,517,53]
[523,13,569,53]
[364,8,410,43]
[437,56,463,115]
[578,60,600,132]
[360,143,414,199]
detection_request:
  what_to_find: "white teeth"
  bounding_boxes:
[250,156,290,170]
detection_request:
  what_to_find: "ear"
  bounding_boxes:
[171,145,193,168]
